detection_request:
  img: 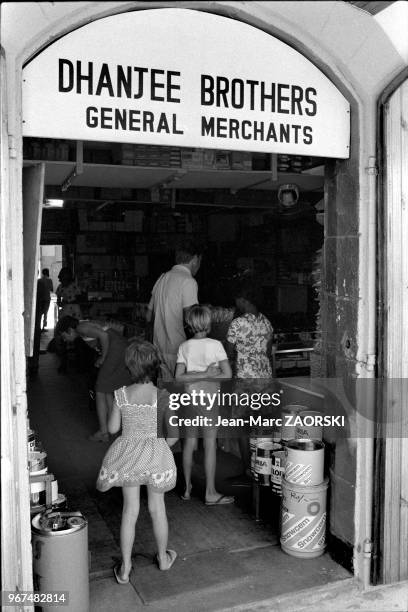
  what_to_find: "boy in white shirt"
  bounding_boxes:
[175,305,234,506]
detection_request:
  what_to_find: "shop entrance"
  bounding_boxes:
[25,136,355,604]
[19,6,361,605]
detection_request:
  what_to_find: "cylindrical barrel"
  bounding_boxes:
[295,410,323,441]
[255,441,281,486]
[270,450,286,496]
[280,405,306,442]
[280,478,329,558]
[250,437,273,482]
[285,439,325,486]
[32,512,89,612]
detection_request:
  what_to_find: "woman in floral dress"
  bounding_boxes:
[226,282,274,482]
[96,340,179,583]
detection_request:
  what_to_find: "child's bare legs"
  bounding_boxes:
[147,489,168,565]
[203,434,223,502]
[182,437,197,499]
[94,392,113,435]
[119,486,140,579]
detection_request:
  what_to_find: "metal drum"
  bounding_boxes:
[32,511,89,612]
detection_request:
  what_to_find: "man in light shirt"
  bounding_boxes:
[146,244,202,379]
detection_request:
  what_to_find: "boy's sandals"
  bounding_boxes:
[156,549,177,571]
[205,495,235,506]
[113,564,133,584]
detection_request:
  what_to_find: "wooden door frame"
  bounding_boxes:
[374,67,408,584]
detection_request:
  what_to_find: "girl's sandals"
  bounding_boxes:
[113,564,132,584]
[156,549,177,571]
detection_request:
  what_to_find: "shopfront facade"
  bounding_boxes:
[1,0,407,602]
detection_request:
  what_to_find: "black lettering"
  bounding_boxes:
[129,110,141,131]
[143,111,155,132]
[114,108,127,130]
[76,60,93,95]
[201,75,214,106]
[305,88,317,116]
[133,67,148,99]
[229,119,240,139]
[100,107,112,129]
[167,71,181,103]
[303,126,313,144]
[260,81,276,112]
[266,122,278,142]
[96,64,114,97]
[216,117,228,137]
[58,59,74,92]
[201,115,215,136]
[291,86,304,115]
[277,84,290,114]
[279,123,290,142]
[216,77,229,108]
[242,120,252,140]
[292,124,301,143]
[231,79,244,109]
[85,106,98,128]
[157,112,170,133]
[151,69,165,101]
[247,80,259,111]
[117,66,132,99]
[172,114,184,134]
[253,121,264,141]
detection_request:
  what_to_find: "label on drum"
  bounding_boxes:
[255,457,272,474]
[285,461,312,485]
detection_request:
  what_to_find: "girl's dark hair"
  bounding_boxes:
[55,315,79,336]
[234,281,261,307]
[125,340,160,383]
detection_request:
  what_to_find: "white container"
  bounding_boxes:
[295,410,323,440]
[285,439,325,486]
[280,478,329,558]
[280,405,306,442]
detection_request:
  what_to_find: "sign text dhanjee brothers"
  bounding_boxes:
[58,59,318,145]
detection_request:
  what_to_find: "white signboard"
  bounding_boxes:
[22,9,350,158]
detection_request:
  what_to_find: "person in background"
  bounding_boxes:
[226,282,274,484]
[37,268,53,331]
[56,267,82,319]
[175,305,234,506]
[96,341,178,583]
[55,315,133,442]
[146,242,201,380]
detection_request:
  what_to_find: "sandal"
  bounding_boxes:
[156,549,177,571]
[205,495,235,506]
[113,563,132,584]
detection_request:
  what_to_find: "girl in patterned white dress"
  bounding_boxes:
[96,340,178,583]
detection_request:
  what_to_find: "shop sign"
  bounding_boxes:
[22,9,350,158]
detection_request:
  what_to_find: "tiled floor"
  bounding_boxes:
[27,339,351,610]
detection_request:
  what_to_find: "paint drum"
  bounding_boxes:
[280,405,306,442]
[280,478,329,558]
[295,411,323,441]
[255,442,281,486]
[285,439,325,486]
[250,437,273,482]
[270,450,286,496]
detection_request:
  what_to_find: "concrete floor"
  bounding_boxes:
[27,335,357,611]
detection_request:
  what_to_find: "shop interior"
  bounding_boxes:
[25,137,353,605]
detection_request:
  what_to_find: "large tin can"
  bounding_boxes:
[285,439,325,486]
[280,478,329,558]
[32,511,89,612]
[280,405,306,442]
